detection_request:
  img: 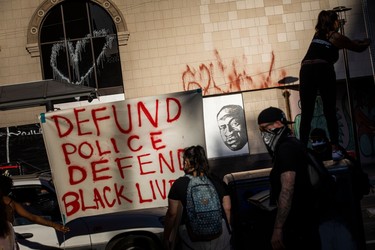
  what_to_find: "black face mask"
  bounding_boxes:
[261,126,288,156]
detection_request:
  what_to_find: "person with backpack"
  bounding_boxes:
[257,107,321,250]
[163,145,232,250]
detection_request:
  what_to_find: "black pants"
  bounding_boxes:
[299,63,339,146]
[283,226,321,250]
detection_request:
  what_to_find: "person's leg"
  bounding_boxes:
[210,219,232,250]
[284,226,321,250]
[319,220,335,250]
[318,66,339,146]
[299,65,318,146]
[332,220,357,250]
[318,66,345,160]
[178,225,201,250]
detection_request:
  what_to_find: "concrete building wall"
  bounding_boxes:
[0,0,372,154]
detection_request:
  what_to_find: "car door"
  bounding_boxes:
[15,220,92,250]
[15,223,65,250]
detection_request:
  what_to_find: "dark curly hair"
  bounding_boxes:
[183,145,209,176]
[0,199,11,237]
[315,10,339,39]
[0,175,13,196]
[0,175,13,237]
[315,10,339,38]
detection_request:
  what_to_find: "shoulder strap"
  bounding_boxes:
[207,175,232,234]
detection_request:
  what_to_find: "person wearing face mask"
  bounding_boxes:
[257,107,321,250]
[299,10,371,161]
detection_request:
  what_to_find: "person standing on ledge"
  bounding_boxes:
[299,9,371,160]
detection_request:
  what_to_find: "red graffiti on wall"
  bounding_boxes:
[182,49,287,95]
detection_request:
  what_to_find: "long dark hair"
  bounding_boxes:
[315,10,338,38]
[183,145,209,176]
[0,175,13,237]
[0,175,13,196]
[0,192,11,237]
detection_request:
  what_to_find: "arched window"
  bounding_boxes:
[39,0,124,96]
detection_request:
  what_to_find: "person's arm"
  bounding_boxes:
[222,195,231,226]
[163,199,180,250]
[271,171,295,250]
[10,198,69,233]
[330,32,371,52]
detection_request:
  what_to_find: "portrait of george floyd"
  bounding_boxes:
[203,93,249,159]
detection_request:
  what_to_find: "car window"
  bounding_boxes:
[11,184,61,226]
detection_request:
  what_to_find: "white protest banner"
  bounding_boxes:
[39,90,205,223]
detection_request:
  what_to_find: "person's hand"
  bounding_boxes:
[362,38,371,46]
[271,227,285,250]
[53,223,70,233]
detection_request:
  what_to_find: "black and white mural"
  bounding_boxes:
[203,93,249,159]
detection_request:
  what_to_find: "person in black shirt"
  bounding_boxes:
[299,10,370,160]
[163,145,232,250]
[257,107,321,250]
